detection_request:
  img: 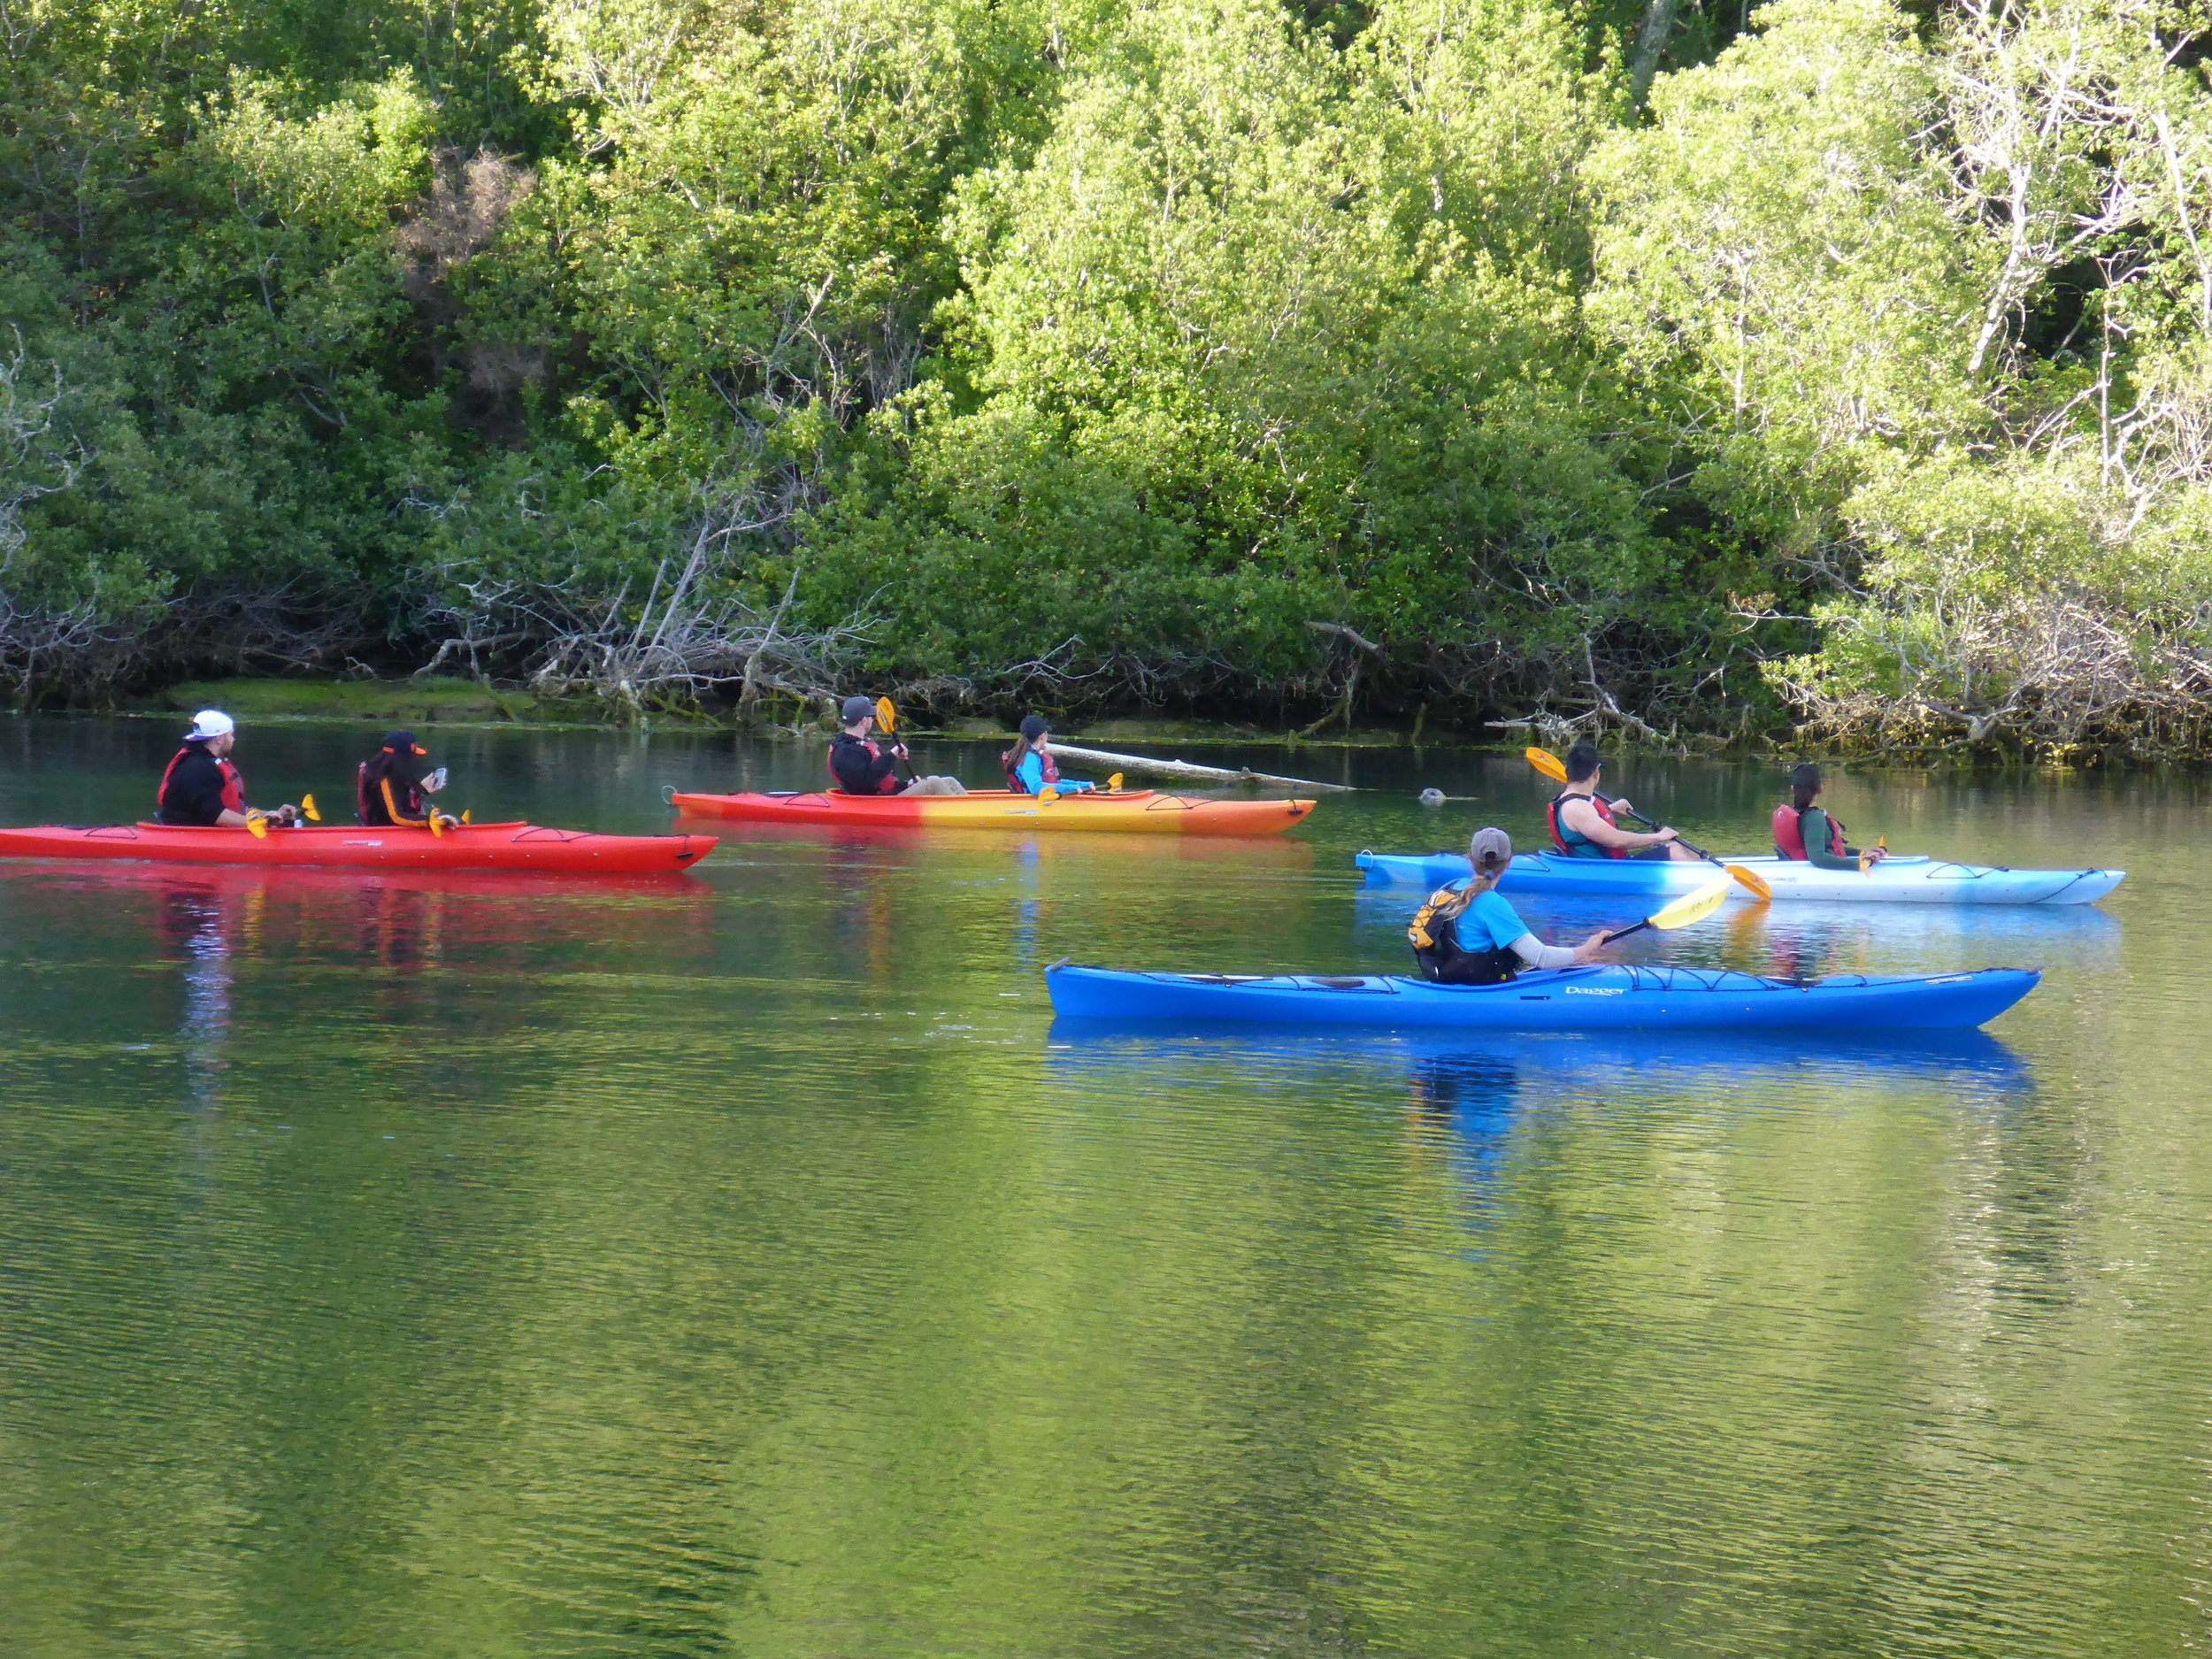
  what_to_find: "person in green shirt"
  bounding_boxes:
[1775,764,1886,871]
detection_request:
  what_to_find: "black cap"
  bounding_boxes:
[382,729,421,755]
[1019,715,1049,740]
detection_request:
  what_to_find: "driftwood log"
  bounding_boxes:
[1046,742,1354,793]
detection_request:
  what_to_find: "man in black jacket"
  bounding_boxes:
[827,697,966,795]
[156,710,303,827]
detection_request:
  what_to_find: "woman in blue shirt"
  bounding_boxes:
[1002,716,1097,795]
[1409,827,1615,984]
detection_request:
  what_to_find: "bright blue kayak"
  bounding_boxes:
[1046,963,2039,1030]
[1356,849,2123,905]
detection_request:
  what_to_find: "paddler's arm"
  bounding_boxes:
[1560,795,1678,852]
[1799,806,1860,872]
[380,778,430,828]
[1508,931,1614,969]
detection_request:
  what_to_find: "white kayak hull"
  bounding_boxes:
[1356,849,2124,905]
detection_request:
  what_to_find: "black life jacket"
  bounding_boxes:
[1407,881,1521,986]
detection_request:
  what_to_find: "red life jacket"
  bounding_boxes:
[827,736,900,795]
[156,746,244,818]
[1771,803,1847,860]
[1547,791,1624,858]
[1002,743,1059,794]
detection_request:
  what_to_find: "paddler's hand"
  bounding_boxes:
[1652,826,1680,844]
[1864,846,1887,865]
[1571,931,1613,964]
[1611,798,1634,817]
[272,804,302,826]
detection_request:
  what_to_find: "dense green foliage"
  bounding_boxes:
[3,0,2210,749]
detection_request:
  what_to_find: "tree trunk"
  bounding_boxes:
[1629,0,1679,111]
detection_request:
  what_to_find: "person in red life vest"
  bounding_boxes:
[1002,716,1096,795]
[1547,741,1699,862]
[1773,763,1885,869]
[156,710,304,829]
[357,729,455,828]
[827,696,967,795]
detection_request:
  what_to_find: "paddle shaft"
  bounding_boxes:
[1572,786,1720,864]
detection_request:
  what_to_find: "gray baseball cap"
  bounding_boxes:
[840,695,876,723]
[1469,826,1513,872]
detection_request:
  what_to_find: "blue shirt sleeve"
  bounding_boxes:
[1463,889,1533,951]
[1018,752,1093,793]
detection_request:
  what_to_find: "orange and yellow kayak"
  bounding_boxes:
[668,789,1314,836]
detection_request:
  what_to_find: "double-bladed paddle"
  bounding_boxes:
[1597,872,1735,945]
[1523,748,1772,903]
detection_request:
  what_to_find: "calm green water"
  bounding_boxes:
[0,716,2203,1658]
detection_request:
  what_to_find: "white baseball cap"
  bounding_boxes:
[184,709,235,741]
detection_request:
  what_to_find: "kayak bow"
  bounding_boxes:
[0,822,716,873]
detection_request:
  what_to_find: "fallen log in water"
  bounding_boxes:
[1046,743,1355,793]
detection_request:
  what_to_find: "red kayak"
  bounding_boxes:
[0,821,717,873]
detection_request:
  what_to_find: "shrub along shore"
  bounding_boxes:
[5,0,2212,758]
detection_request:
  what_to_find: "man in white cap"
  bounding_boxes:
[156,710,303,828]
[1407,827,1615,985]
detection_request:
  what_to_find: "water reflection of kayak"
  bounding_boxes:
[0,821,714,873]
[1352,885,2125,959]
[1046,1021,2032,1091]
[1045,962,2039,1030]
[1356,849,2124,905]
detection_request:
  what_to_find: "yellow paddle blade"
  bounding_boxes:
[1524,747,1568,785]
[1725,863,1772,902]
[461,809,472,825]
[246,812,267,840]
[300,793,320,823]
[874,696,896,734]
[1039,787,1060,803]
[1108,772,1124,793]
[1647,874,1734,932]
[428,810,442,838]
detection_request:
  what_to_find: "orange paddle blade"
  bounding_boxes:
[1725,863,1772,902]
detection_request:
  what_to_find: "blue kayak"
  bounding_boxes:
[1356,849,2124,905]
[1046,962,2039,1030]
